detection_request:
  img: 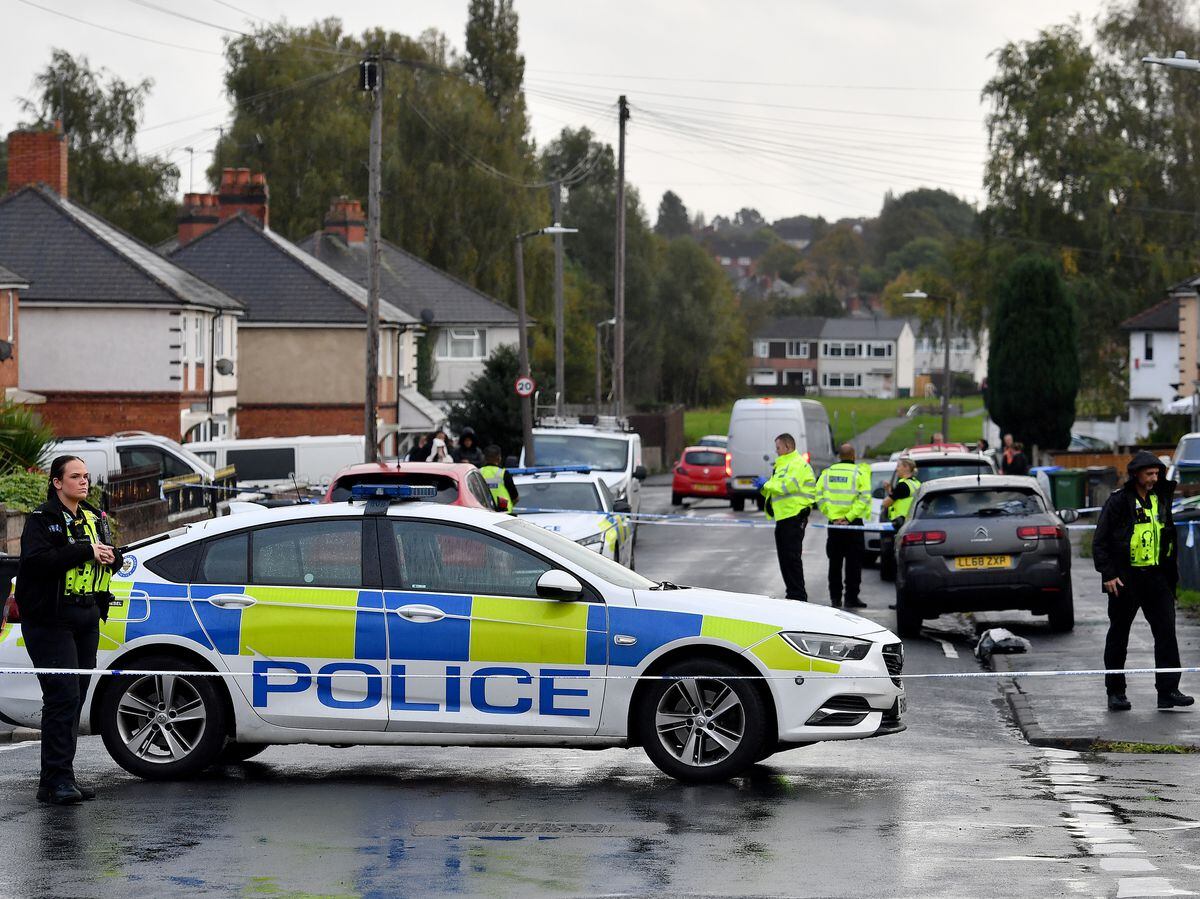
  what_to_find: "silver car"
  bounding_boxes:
[893,475,1078,637]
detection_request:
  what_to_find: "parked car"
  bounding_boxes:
[696,434,728,449]
[322,462,495,509]
[1168,432,1200,483]
[186,435,365,490]
[727,398,834,512]
[672,446,732,506]
[512,469,633,567]
[879,447,997,581]
[1068,433,1112,452]
[893,474,1078,637]
[863,461,898,567]
[51,431,216,484]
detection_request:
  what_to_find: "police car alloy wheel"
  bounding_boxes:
[98,655,230,780]
[637,659,769,783]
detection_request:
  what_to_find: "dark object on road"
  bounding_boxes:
[974,628,1032,660]
[894,475,1076,638]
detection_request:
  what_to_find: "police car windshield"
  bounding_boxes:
[533,435,629,472]
[515,482,603,512]
[497,518,657,590]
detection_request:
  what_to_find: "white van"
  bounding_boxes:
[726,398,834,512]
[524,421,647,527]
[50,432,216,484]
[185,435,365,489]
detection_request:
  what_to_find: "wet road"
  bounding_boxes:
[1,484,1198,898]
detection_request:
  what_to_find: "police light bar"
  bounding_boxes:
[350,484,438,501]
[509,465,592,476]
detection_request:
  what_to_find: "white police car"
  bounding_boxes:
[512,467,633,568]
[0,486,905,783]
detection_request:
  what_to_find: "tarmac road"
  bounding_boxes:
[0,482,1197,898]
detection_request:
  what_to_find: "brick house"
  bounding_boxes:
[0,126,244,438]
[0,263,28,397]
[167,174,420,445]
[298,198,521,403]
[747,316,823,391]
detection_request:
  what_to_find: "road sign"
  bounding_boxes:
[514,376,536,398]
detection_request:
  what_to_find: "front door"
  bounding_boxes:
[381,518,607,735]
[196,517,389,731]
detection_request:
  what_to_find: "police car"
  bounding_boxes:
[512,467,633,567]
[0,486,905,784]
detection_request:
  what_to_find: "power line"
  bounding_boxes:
[15,0,222,55]
[126,0,249,35]
[525,69,979,94]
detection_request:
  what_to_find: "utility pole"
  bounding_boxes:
[363,55,383,462]
[614,95,629,418]
[553,181,565,417]
[515,236,535,465]
[942,295,952,442]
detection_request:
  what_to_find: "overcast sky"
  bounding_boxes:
[4,0,1106,223]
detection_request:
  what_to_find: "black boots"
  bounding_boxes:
[1158,690,1195,709]
[1107,693,1132,711]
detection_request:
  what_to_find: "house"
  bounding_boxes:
[817,318,915,398]
[167,171,423,446]
[747,316,823,391]
[0,263,29,398]
[910,319,989,396]
[297,198,520,404]
[0,125,244,439]
[1116,294,1181,438]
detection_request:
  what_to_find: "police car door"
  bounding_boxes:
[193,517,389,731]
[381,518,606,735]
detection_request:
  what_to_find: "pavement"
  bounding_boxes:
[851,415,907,456]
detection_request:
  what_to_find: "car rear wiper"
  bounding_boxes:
[975,507,1008,516]
[651,581,688,590]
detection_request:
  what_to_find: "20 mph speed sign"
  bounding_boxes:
[514,376,536,397]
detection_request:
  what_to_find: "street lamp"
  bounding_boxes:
[1142,50,1200,71]
[515,223,578,465]
[904,290,953,443]
[595,317,616,416]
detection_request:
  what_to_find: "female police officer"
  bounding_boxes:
[16,455,122,805]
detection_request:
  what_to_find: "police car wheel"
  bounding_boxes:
[98,655,229,780]
[638,659,768,783]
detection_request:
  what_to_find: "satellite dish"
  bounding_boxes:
[214,358,234,376]
[0,341,12,362]
[420,309,435,325]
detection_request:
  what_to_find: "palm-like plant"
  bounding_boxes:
[0,402,55,474]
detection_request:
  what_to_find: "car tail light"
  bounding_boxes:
[901,530,946,546]
[1017,525,1063,540]
[2,596,18,627]
[725,453,732,477]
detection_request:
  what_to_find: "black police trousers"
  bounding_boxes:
[774,514,808,601]
[1103,569,1181,695]
[22,603,100,789]
[826,521,864,605]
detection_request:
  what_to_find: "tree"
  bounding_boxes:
[805,223,865,301]
[654,190,690,239]
[19,49,179,243]
[873,188,977,265]
[987,255,1080,450]
[758,241,803,282]
[464,0,526,127]
[447,344,545,457]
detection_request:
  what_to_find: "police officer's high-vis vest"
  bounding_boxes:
[480,465,513,513]
[761,451,816,522]
[1130,493,1164,568]
[817,461,871,522]
[63,508,113,596]
[888,477,921,521]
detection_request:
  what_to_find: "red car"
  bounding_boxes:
[672,445,732,506]
[322,462,498,510]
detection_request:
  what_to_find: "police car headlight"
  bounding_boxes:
[781,632,872,662]
[577,532,604,547]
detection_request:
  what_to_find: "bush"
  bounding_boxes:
[0,402,54,473]
[0,468,49,513]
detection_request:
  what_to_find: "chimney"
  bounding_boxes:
[217,167,268,227]
[323,196,367,245]
[7,121,68,196]
[177,192,220,246]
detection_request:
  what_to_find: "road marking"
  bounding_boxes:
[935,639,959,659]
[0,741,37,752]
[1115,877,1197,897]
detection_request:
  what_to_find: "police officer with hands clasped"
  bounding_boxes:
[755,433,817,601]
[816,443,870,609]
[1093,451,1193,712]
[15,455,123,805]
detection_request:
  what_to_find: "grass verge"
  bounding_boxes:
[865,414,985,457]
[1179,588,1200,612]
[1090,740,1199,754]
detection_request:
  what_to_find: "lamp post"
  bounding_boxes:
[595,317,616,415]
[1142,50,1200,71]
[904,290,953,442]
[515,223,578,465]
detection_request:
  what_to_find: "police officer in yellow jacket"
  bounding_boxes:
[480,445,519,514]
[757,433,817,600]
[816,443,871,609]
[882,458,920,529]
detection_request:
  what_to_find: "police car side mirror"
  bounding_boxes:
[633,465,647,481]
[537,569,584,600]
[613,500,632,514]
[1058,509,1080,524]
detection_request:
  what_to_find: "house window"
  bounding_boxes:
[843,342,857,357]
[785,340,808,358]
[751,369,777,386]
[886,344,893,357]
[214,316,224,357]
[1145,333,1154,362]
[720,256,732,266]
[436,328,487,360]
[802,369,813,386]
[6,290,13,342]
[737,256,751,266]
[755,340,769,357]
[825,342,842,357]
[194,315,204,359]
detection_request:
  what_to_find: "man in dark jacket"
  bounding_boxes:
[452,427,485,467]
[1093,451,1193,711]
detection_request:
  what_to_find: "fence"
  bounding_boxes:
[102,465,160,512]
[162,464,237,516]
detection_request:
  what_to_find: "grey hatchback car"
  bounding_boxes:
[893,475,1078,637]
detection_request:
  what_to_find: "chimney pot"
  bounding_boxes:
[6,123,68,196]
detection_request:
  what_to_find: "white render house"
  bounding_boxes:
[817,318,915,398]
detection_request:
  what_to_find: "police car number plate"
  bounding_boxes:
[954,555,1011,570]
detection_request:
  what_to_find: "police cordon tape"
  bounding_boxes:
[3,665,1200,681]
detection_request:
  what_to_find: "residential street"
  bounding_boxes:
[1,479,1198,898]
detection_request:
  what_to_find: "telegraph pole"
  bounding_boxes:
[515,236,535,465]
[614,95,629,418]
[552,181,565,417]
[363,55,383,462]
